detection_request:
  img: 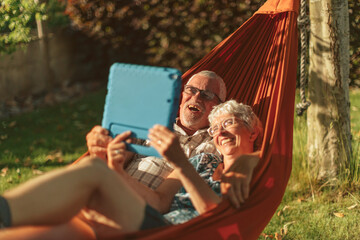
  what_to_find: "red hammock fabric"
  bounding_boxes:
[0,0,298,239]
[106,0,299,239]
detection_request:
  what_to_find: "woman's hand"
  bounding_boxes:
[107,131,133,174]
[221,153,260,208]
[148,125,187,169]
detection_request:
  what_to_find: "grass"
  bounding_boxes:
[262,89,360,239]
[0,88,106,192]
[0,87,360,239]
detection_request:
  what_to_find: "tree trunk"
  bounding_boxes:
[308,0,351,180]
[36,0,55,89]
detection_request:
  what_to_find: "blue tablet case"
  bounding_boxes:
[102,63,182,157]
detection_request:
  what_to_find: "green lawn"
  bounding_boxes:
[0,89,105,191]
[0,88,359,239]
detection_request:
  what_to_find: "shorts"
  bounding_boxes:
[140,205,171,230]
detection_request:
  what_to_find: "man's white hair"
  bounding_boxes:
[208,100,263,150]
[187,70,227,102]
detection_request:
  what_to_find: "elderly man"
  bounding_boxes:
[86,70,226,189]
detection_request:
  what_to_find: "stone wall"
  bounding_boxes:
[0,29,109,104]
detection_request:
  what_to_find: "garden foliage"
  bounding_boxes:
[0,0,45,53]
[64,0,360,83]
[0,0,68,54]
[64,0,263,71]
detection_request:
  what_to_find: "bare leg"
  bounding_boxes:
[0,217,96,240]
[2,157,146,233]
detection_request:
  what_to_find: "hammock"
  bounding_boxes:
[106,0,299,239]
[0,0,299,239]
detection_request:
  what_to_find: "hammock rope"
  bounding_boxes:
[296,0,311,116]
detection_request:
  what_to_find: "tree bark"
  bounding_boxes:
[308,0,351,180]
[36,0,55,89]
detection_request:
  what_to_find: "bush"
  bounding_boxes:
[65,0,360,84]
[64,0,263,72]
[0,0,69,54]
[0,0,44,53]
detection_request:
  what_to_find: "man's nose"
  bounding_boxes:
[192,91,202,100]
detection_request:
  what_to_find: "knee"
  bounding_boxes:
[77,156,106,167]
[76,157,109,177]
[86,156,107,167]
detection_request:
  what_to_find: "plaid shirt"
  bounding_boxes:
[125,120,221,189]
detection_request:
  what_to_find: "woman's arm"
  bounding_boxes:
[149,125,222,214]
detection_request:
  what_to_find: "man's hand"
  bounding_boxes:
[107,131,133,174]
[86,125,113,160]
[221,152,260,209]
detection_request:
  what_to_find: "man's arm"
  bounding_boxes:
[221,151,260,208]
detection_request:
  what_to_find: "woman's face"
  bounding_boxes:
[210,113,254,158]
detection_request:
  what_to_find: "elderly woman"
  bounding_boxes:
[0,100,262,236]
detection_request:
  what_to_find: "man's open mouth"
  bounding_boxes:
[188,104,201,112]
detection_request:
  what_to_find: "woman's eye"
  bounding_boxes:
[223,119,234,127]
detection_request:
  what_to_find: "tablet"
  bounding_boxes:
[102,63,182,157]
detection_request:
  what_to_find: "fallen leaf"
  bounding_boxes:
[1,167,9,177]
[275,232,282,240]
[24,157,32,167]
[8,121,17,128]
[46,151,64,163]
[277,205,291,216]
[32,169,44,175]
[347,204,358,210]
[1,134,8,140]
[282,221,296,235]
[282,205,290,211]
[333,212,345,218]
[57,124,64,131]
[260,233,274,239]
